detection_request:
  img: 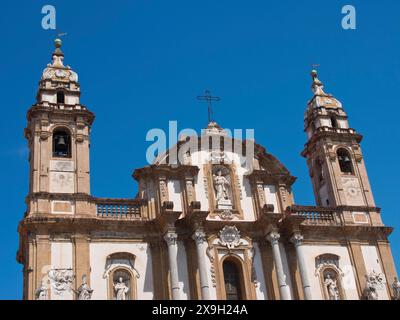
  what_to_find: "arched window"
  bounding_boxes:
[310,121,316,132]
[223,260,243,300]
[330,116,338,128]
[52,128,71,158]
[315,158,324,184]
[57,91,65,104]
[337,148,353,174]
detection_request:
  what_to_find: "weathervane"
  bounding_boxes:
[57,32,67,38]
[311,63,320,70]
[197,90,220,123]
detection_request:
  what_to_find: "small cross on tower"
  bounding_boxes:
[197,90,220,123]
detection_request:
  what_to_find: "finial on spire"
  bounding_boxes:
[311,64,320,80]
[53,33,67,55]
[197,90,220,124]
[310,64,324,93]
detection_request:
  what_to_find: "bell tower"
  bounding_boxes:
[301,69,376,210]
[24,38,95,216]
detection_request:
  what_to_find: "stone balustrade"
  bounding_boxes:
[95,198,145,219]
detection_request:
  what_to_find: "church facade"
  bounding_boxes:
[17,39,399,300]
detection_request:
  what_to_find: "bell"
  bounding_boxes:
[57,136,66,147]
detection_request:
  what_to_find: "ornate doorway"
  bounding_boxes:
[223,260,243,300]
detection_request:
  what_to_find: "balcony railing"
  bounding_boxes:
[95,198,145,220]
[286,205,341,225]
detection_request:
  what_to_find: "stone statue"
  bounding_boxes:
[364,272,380,300]
[213,170,230,202]
[76,275,93,300]
[392,277,400,300]
[324,274,340,300]
[35,279,48,300]
[113,277,129,300]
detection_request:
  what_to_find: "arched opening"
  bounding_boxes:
[57,91,65,104]
[315,254,345,300]
[315,158,324,184]
[330,116,338,128]
[52,128,71,158]
[222,259,243,300]
[105,253,138,300]
[111,268,132,300]
[310,121,316,133]
[337,148,353,174]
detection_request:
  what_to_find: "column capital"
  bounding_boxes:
[192,229,206,245]
[163,232,178,246]
[290,233,304,246]
[266,231,280,245]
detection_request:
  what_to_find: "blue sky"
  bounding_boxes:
[0,0,399,299]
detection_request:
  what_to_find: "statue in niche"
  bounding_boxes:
[114,277,129,300]
[212,168,232,209]
[324,273,340,300]
[392,277,400,300]
[76,275,93,300]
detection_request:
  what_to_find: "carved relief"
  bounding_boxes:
[159,179,168,203]
[219,226,242,249]
[256,184,265,207]
[185,178,195,203]
[206,246,217,288]
[279,186,287,204]
[210,150,230,164]
[48,268,75,296]
[49,172,74,193]
[164,232,178,246]
[203,174,209,200]
[192,229,206,245]
[235,173,243,200]
[218,209,234,220]
[341,177,364,206]
[364,271,385,300]
[249,247,259,287]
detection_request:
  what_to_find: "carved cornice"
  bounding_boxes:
[154,204,181,234]
[26,192,148,205]
[302,128,363,158]
[286,205,381,214]
[247,170,296,186]
[133,165,200,181]
[27,103,95,126]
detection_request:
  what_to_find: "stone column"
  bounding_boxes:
[290,233,312,300]
[266,232,291,300]
[192,229,210,300]
[164,231,181,300]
